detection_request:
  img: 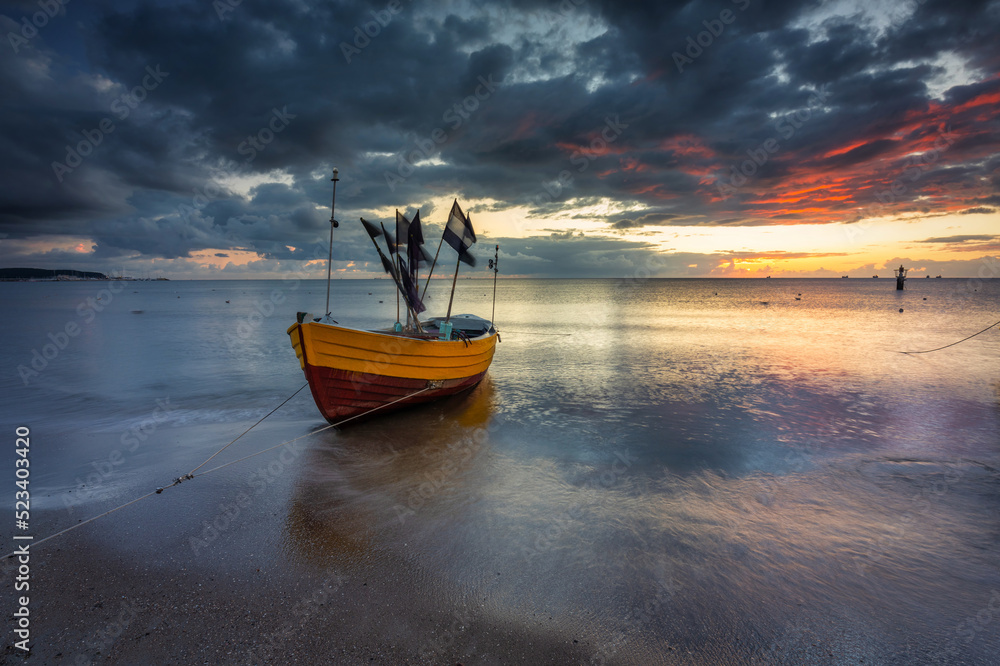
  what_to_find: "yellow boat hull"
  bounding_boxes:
[288,320,498,423]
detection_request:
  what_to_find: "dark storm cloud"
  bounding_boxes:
[0,0,997,275]
[609,212,682,229]
[916,234,998,243]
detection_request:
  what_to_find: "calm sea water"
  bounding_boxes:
[3,277,999,663]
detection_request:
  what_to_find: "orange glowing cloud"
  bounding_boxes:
[700,83,1000,224]
[659,134,717,160]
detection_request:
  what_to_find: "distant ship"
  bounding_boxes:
[873,275,878,278]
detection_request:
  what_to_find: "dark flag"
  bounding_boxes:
[361,217,397,278]
[442,200,476,266]
[361,217,426,324]
[395,210,410,253]
[407,210,427,275]
[408,210,424,251]
[377,251,396,277]
[361,217,383,239]
[397,257,425,314]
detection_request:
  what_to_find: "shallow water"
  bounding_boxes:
[3,277,999,663]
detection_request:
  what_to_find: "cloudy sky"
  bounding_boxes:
[1,0,998,279]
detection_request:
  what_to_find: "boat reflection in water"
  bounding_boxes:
[282,378,496,570]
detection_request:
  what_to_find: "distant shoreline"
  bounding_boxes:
[0,267,168,281]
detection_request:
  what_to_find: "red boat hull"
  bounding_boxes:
[302,362,487,424]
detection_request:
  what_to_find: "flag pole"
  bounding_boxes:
[490,243,499,325]
[411,215,418,328]
[421,234,444,300]
[324,168,339,316]
[445,251,462,324]
[395,210,409,329]
[381,220,400,328]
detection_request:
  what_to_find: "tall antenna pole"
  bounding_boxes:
[324,167,340,316]
[490,243,499,325]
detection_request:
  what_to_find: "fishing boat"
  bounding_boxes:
[288,169,500,424]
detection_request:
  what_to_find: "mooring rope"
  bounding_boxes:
[3,384,433,559]
[185,382,309,477]
[900,319,1000,354]
[189,385,432,479]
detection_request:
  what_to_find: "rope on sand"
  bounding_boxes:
[3,384,433,559]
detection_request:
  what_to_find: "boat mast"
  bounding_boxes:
[490,243,499,325]
[324,168,340,316]
[445,251,462,324]
[444,213,469,324]
[421,234,445,300]
[382,220,401,329]
[410,215,418,330]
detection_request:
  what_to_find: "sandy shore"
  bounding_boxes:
[3,419,595,665]
[7,537,594,665]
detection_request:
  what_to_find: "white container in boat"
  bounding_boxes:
[439,321,453,340]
